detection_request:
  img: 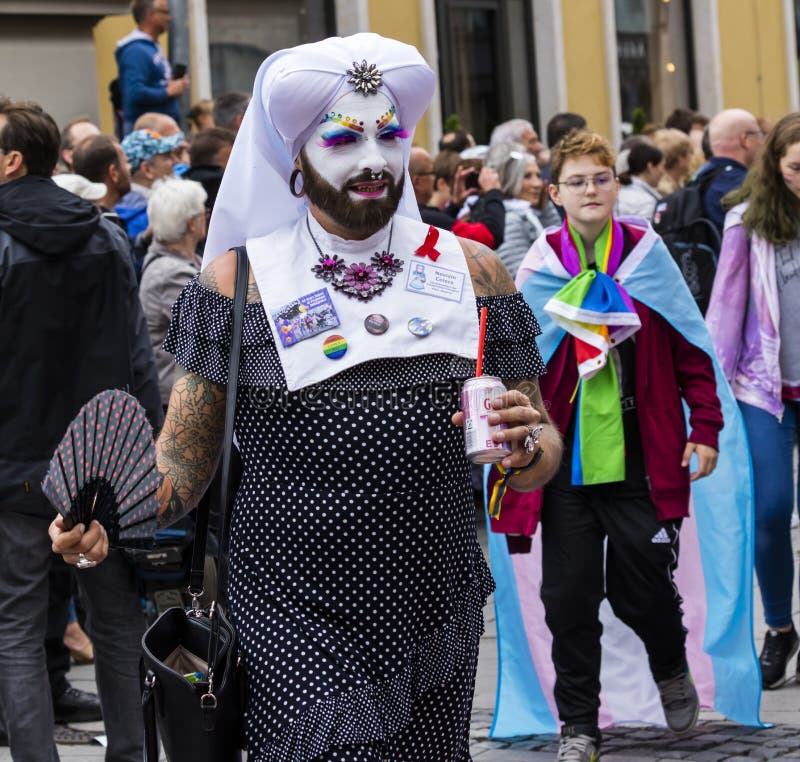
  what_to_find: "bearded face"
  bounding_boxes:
[298,90,410,238]
[298,150,404,238]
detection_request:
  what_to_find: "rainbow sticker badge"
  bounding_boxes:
[322,334,348,359]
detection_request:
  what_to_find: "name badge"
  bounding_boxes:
[271,288,341,348]
[404,261,465,303]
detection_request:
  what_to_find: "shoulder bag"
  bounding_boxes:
[141,246,249,761]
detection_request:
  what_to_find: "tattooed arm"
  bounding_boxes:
[454,238,563,492]
[157,249,262,527]
[459,236,517,298]
[156,368,227,527]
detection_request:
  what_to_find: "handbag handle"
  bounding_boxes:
[142,671,159,762]
[188,246,249,606]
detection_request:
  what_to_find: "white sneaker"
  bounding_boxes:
[557,728,600,761]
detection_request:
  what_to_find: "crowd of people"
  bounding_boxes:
[0,6,797,762]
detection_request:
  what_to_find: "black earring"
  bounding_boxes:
[289,168,304,198]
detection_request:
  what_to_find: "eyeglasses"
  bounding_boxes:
[152,6,171,14]
[412,171,436,178]
[557,172,615,194]
[744,130,766,140]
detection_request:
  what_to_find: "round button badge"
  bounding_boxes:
[407,317,433,337]
[322,334,348,359]
[364,314,389,335]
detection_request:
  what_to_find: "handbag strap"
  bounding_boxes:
[187,246,249,604]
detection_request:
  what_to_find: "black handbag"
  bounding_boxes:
[141,246,249,762]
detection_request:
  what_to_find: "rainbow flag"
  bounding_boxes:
[544,220,640,485]
[486,221,762,736]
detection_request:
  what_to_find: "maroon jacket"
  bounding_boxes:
[490,232,723,548]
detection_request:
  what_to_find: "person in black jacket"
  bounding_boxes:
[0,100,162,762]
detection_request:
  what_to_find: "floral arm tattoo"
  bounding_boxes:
[198,266,219,293]
[458,237,517,297]
[198,249,262,303]
[156,367,227,528]
[156,251,258,527]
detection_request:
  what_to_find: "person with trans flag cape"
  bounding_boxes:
[487,130,761,762]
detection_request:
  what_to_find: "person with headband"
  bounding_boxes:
[51,33,562,758]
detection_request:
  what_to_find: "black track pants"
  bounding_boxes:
[540,480,688,729]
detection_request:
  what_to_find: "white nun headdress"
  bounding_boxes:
[202,33,436,267]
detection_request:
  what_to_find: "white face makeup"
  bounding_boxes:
[302,90,409,201]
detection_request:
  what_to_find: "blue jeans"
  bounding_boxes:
[739,401,799,628]
[0,511,145,761]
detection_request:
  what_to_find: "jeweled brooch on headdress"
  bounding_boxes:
[347,60,382,96]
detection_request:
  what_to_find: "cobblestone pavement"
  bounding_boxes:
[1,519,797,761]
[469,711,800,761]
[466,520,800,761]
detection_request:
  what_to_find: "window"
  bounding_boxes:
[206,0,334,96]
[615,0,696,128]
[436,0,538,144]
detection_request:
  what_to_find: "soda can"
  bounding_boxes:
[461,375,512,464]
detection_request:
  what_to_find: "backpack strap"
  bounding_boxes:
[692,163,729,195]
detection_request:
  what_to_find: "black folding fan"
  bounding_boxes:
[42,389,160,549]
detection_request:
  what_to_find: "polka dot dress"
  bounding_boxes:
[164,281,545,761]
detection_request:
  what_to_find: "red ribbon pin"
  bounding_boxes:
[414,225,441,262]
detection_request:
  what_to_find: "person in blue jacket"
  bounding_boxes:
[115,0,189,135]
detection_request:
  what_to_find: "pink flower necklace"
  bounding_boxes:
[308,217,404,302]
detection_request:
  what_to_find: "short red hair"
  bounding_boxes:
[550,129,615,183]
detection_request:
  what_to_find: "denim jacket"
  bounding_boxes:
[706,202,783,419]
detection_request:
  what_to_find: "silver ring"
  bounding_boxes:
[76,553,97,570]
[522,424,543,454]
[369,170,383,181]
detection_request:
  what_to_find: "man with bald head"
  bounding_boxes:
[133,111,181,136]
[699,108,763,233]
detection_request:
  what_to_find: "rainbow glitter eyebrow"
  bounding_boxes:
[320,111,365,133]
[375,105,398,131]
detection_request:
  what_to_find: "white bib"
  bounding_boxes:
[248,214,478,391]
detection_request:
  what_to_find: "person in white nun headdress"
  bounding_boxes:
[51,33,562,759]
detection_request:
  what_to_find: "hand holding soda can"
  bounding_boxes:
[461,307,513,464]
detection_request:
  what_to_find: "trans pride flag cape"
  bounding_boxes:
[486,219,762,736]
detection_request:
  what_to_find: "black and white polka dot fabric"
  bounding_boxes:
[164,281,545,761]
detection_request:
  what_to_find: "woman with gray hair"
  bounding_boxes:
[140,177,207,407]
[485,141,556,277]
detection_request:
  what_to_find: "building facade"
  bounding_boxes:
[0,0,798,149]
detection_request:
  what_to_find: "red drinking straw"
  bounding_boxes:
[476,306,488,377]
